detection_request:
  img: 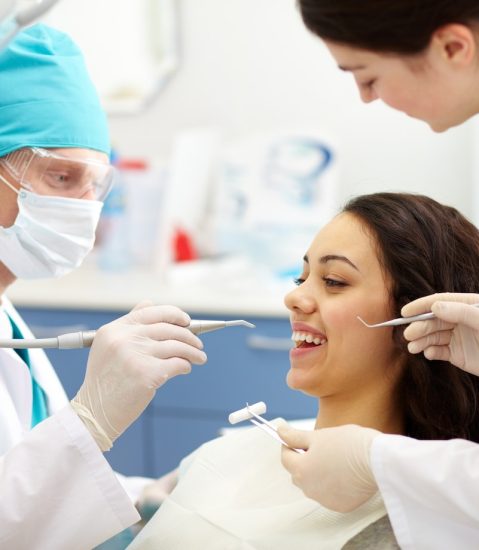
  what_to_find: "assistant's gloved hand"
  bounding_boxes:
[402,292,479,375]
[278,424,380,513]
[71,302,207,451]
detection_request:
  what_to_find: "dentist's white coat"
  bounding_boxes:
[371,434,479,550]
[0,297,140,550]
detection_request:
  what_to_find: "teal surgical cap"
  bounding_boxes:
[0,24,110,157]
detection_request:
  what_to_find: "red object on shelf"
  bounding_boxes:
[117,158,149,170]
[173,227,198,262]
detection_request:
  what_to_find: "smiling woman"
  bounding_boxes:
[127,193,479,549]
[298,0,479,131]
[285,211,404,435]
[286,192,479,441]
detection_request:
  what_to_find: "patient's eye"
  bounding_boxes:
[322,277,347,288]
[293,277,305,286]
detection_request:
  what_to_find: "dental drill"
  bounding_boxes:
[0,319,255,350]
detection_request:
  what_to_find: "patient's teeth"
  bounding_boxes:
[291,331,327,345]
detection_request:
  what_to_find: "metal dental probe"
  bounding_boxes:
[0,319,256,349]
[357,303,479,328]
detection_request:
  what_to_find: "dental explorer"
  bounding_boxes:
[357,303,479,328]
[0,319,255,350]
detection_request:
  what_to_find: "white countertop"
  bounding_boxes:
[6,256,291,318]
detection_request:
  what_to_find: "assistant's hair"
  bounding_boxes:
[343,193,479,442]
[298,1,479,54]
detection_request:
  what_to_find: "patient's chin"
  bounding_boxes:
[286,369,317,396]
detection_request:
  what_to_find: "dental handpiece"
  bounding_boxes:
[0,319,255,349]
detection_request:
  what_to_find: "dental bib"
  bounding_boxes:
[0,189,102,279]
[129,421,391,550]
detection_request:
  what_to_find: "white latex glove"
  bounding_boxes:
[136,469,179,521]
[71,302,207,451]
[278,424,380,513]
[402,292,479,375]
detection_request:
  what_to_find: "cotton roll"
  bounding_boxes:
[228,402,267,424]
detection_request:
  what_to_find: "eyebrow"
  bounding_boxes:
[303,254,360,272]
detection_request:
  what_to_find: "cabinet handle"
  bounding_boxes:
[246,335,292,351]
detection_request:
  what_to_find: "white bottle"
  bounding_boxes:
[96,163,130,272]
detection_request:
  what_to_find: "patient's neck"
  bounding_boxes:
[314,384,405,435]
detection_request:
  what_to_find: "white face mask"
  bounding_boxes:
[0,188,102,279]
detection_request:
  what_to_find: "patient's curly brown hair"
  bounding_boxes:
[344,192,479,441]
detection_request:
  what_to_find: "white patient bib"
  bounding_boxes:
[129,421,389,550]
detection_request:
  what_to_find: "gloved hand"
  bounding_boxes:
[402,292,479,375]
[71,302,207,451]
[136,469,179,522]
[277,424,380,513]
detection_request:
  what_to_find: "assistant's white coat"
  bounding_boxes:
[371,434,479,549]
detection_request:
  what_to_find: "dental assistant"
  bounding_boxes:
[279,1,479,549]
[0,25,206,550]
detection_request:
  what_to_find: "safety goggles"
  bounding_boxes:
[0,147,114,200]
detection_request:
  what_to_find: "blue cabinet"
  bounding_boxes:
[17,307,317,477]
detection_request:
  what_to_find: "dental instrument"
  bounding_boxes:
[228,402,305,454]
[357,303,479,328]
[0,0,61,50]
[0,319,255,349]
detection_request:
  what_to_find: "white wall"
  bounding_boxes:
[94,0,477,217]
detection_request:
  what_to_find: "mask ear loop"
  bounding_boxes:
[0,171,20,195]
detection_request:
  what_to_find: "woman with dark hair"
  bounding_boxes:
[128,192,479,549]
[278,3,479,548]
[297,0,479,133]
[343,193,479,443]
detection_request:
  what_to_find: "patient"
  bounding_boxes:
[129,193,479,549]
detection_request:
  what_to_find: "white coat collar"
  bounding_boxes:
[0,296,69,452]
[1,297,68,412]
[0,304,32,435]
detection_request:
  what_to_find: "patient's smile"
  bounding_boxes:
[284,213,398,397]
[292,330,327,347]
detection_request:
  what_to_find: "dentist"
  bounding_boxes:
[0,24,206,549]
[279,1,479,548]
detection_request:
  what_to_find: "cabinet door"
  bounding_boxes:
[148,414,225,476]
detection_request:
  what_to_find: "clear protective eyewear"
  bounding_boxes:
[0,147,114,200]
